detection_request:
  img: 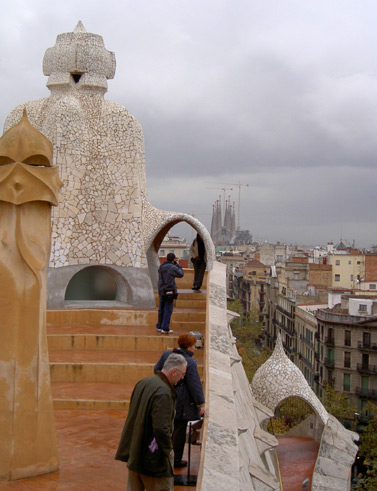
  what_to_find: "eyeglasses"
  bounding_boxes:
[175,367,186,377]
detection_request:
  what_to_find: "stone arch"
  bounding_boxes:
[251,335,329,425]
[145,213,214,289]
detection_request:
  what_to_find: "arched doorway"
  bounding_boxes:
[145,215,214,290]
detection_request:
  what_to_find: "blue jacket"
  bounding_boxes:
[154,348,205,421]
[158,261,184,296]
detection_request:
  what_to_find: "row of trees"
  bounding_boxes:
[228,300,377,490]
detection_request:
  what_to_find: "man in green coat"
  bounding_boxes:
[115,353,187,490]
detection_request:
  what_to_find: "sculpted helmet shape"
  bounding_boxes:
[0,109,52,166]
[43,21,116,93]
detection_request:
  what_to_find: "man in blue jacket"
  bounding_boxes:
[156,253,184,334]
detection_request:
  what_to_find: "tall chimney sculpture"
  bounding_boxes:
[0,110,61,480]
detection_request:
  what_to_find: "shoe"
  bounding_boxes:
[156,329,162,333]
[174,460,187,468]
[161,329,174,334]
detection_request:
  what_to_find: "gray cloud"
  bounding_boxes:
[1,0,377,248]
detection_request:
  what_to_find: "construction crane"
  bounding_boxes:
[205,186,233,207]
[205,181,249,231]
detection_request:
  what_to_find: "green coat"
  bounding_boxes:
[115,372,176,477]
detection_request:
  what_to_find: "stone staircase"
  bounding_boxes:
[47,285,206,412]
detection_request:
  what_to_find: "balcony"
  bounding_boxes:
[303,337,315,350]
[276,320,295,337]
[324,358,334,369]
[324,337,335,347]
[325,377,335,388]
[301,356,313,370]
[355,387,377,399]
[357,363,377,375]
[358,341,377,351]
[283,342,296,354]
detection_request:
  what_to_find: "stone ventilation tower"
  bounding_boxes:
[4,22,215,308]
[0,111,60,480]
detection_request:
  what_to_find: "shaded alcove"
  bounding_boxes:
[65,266,117,301]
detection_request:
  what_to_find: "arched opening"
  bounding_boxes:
[267,397,315,435]
[146,218,214,290]
[65,266,117,301]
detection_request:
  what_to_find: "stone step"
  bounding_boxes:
[48,333,178,352]
[47,304,206,327]
[46,295,207,410]
[49,360,203,383]
[175,270,208,290]
[47,324,205,351]
[49,349,204,365]
[52,381,133,410]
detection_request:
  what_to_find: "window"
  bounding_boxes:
[294,272,299,280]
[336,260,340,266]
[348,260,351,265]
[344,352,351,368]
[362,353,369,369]
[350,274,353,281]
[160,249,165,255]
[345,330,351,347]
[370,284,376,290]
[276,255,283,262]
[343,373,351,392]
[357,261,361,265]
[361,376,369,396]
[335,274,340,282]
[363,332,371,347]
[359,304,367,312]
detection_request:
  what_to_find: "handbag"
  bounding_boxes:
[162,287,178,302]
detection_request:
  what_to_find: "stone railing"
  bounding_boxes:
[198,261,280,491]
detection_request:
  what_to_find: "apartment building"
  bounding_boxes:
[315,295,377,411]
[232,259,267,319]
[327,250,365,290]
[158,234,188,260]
[295,305,325,389]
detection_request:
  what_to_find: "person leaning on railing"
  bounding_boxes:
[154,332,206,468]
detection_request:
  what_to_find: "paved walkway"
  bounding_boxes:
[276,437,319,491]
[1,409,200,490]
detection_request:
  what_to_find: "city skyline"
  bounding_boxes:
[1,1,376,248]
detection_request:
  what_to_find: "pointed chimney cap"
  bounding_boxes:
[0,108,53,166]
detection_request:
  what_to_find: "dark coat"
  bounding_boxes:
[154,348,205,421]
[115,372,176,477]
[157,261,184,296]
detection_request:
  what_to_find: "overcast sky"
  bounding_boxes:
[1,0,377,248]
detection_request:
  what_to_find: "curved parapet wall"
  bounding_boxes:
[199,262,280,490]
[252,334,329,425]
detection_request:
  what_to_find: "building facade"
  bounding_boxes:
[315,295,377,410]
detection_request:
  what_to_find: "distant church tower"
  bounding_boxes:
[211,197,236,245]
